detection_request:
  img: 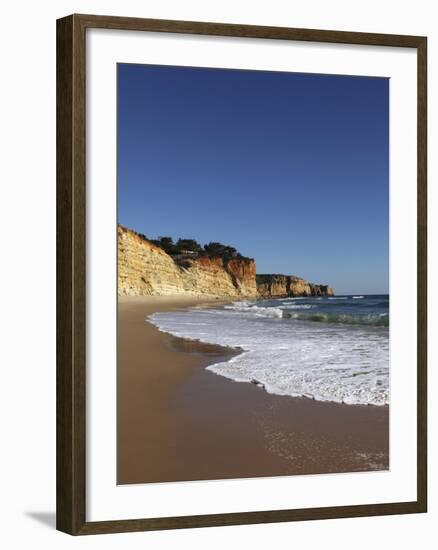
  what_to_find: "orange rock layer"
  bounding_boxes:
[118,225,334,298]
[118,226,257,297]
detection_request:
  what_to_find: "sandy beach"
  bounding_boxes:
[117,296,389,485]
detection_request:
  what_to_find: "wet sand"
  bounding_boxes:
[117,296,389,485]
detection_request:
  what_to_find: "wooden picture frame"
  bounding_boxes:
[56,13,427,535]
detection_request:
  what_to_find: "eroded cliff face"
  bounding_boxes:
[118,225,333,299]
[118,226,258,297]
[256,274,334,298]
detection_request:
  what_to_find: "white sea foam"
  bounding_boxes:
[226,301,314,314]
[278,304,315,310]
[224,302,283,318]
[148,305,390,406]
[353,295,365,299]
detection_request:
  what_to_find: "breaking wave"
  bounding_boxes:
[224,301,389,327]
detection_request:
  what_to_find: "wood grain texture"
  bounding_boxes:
[56,15,73,534]
[416,37,428,513]
[74,13,425,47]
[56,13,427,535]
[77,502,422,535]
[56,14,86,535]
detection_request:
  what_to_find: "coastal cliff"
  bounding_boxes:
[118,225,333,298]
[256,274,334,298]
[118,226,257,297]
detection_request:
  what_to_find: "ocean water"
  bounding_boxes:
[148,295,389,406]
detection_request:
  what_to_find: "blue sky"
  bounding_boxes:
[118,64,389,294]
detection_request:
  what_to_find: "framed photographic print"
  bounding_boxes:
[56,14,427,535]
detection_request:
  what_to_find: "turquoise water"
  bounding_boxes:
[246,294,389,327]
